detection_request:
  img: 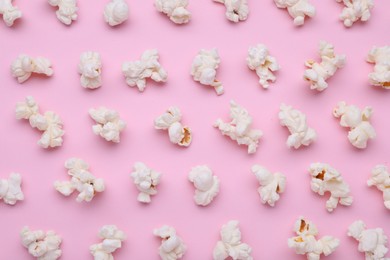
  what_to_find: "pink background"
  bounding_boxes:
[1,0,390,259]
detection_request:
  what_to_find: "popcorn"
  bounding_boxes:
[333,101,376,149]
[246,44,280,89]
[154,225,186,260]
[104,0,129,26]
[20,226,62,260]
[366,46,390,89]
[90,225,126,260]
[122,49,167,92]
[155,0,191,24]
[214,100,263,154]
[348,220,389,260]
[191,48,224,95]
[0,0,22,26]
[274,0,315,26]
[279,103,317,149]
[11,55,53,83]
[0,173,24,205]
[288,217,340,260]
[15,96,64,149]
[213,0,249,23]
[154,106,192,147]
[251,165,286,206]
[48,0,78,25]
[188,165,220,206]
[89,107,126,143]
[304,41,346,91]
[309,163,353,212]
[213,220,253,260]
[78,51,102,89]
[54,158,105,202]
[336,0,374,27]
[130,162,161,203]
[367,164,390,210]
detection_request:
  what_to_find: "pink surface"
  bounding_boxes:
[1,0,390,259]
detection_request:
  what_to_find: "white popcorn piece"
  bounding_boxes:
[191,48,224,95]
[309,163,353,212]
[89,107,126,143]
[0,0,22,26]
[279,103,317,149]
[367,165,390,210]
[154,225,186,260]
[0,173,24,205]
[104,0,129,26]
[11,55,53,83]
[214,100,263,154]
[288,217,340,260]
[246,44,280,89]
[214,0,249,23]
[348,220,389,260]
[367,46,390,89]
[154,106,192,147]
[20,226,62,260]
[155,0,191,24]
[251,165,286,207]
[130,162,161,203]
[274,0,315,26]
[78,51,102,89]
[188,165,220,206]
[48,0,77,25]
[122,49,167,92]
[54,158,105,202]
[333,101,376,149]
[304,41,346,91]
[336,0,374,27]
[15,96,64,149]
[90,225,126,260]
[213,220,253,260]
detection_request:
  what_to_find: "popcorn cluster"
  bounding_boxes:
[214,0,249,23]
[0,0,21,26]
[0,173,24,205]
[104,0,129,26]
[89,107,126,143]
[90,225,126,260]
[336,0,374,27]
[130,162,161,203]
[78,51,102,89]
[11,55,53,83]
[188,165,220,206]
[367,46,390,89]
[154,225,186,260]
[48,0,78,25]
[368,165,390,210]
[274,0,316,26]
[155,0,191,24]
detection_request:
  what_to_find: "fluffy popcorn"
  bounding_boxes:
[104,0,129,26]
[20,226,62,260]
[0,0,22,26]
[15,96,64,149]
[214,100,263,154]
[333,101,376,149]
[366,46,390,89]
[251,165,286,207]
[0,173,24,205]
[154,225,186,260]
[154,106,192,147]
[130,162,161,203]
[214,0,248,23]
[309,163,353,212]
[213,220,253,260]
[54,158,105,202]
[367,164,390,210]
[48,0,77,25]
[89,107,126,143]
[122,49,167,92]
[90,225,126,260]
[246,44,280,89]
[279,103,317,149]
[288,217,340,260]
[336,0,374,27]
[348,220,389,260]
[78,51,102,89]
[304,41,346,91]
[188,165,220,206]
[11,55,53,83]
[274,0,315,26]
[155,0,191,24]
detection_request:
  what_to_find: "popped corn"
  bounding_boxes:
[304,41,346,91]
[367,46,390,89]
[333,101,376,149]
[154,225,186,260]
[367,164,390,210]
[274,0,315,26]
[90,225,126,260]
[188,165,220,206]
[213,220,253,260]
[104,0,129,26]
[214,100,263,154]
[78,51,102,89]
[48,0,77,25]
[130,162,161,203]
[213,0,248,23]
[155,0,190,24]
[336,0,374,27]
[89,107,126,143]
[0,0,21,26]
[15,96,64,148]
[0,173,23,205]
[11,55,53,83]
